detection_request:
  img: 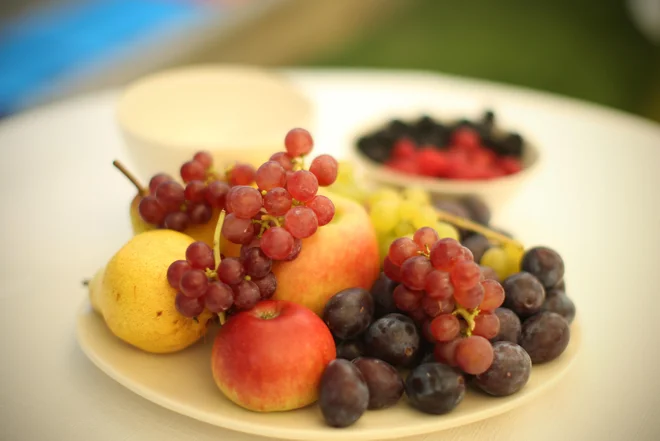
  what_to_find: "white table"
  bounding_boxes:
[1,69,659,441]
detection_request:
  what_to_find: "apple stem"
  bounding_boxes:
[436,209,523,250]
[113,160,147,196]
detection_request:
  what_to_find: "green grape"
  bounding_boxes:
[503,242,524,279]
[335,161,355,185]
[402,187,430,205]
[481,246,508,280]
[378,232,398,261]
[394,221,415,237]
[412,205,438,229]
[367,187,402,208]
[435,221,460,241]
[399,199,419,222]
[328,183,368,204]
[371,199,401,233]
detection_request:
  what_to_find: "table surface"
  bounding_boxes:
[1,69,659,441]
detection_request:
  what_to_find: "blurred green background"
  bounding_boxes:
[298,0,660,121]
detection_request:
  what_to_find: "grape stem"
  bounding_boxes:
[292,156,305,171]
[436,209,523,250]
[452,305,480,337]
[112,160,147,196]
[213,210,227,326]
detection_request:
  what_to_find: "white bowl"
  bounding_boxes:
[116,65,314,179]
[348,113,541,208]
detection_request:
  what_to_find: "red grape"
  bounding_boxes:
[413,227,440,252]
[253,273,277,299]
[138,196,165,224]
[239,237,262,261]
[480,279,505,311]
[186,241,215,270]
[392,285,423,311]
[309,154,338,186]
[175,292,205,318]
[388,237,419,266]
[188,203,212,224]
[429,238,463,271]
[455,336,494,375]
[284,128,313,157]
[181,160,206,183]
[184,180,207,203]
[227,186,263,220]
[163,212,189,232]
[306,195,335,226]
[167,260,192,289]
[233,280,261,310]
[473,313,500,339]
[434,338,461,367]
[383,257,401,282]
[179,269,209,298]
[263,187,292,216]
[453,283,485,309]
[204,282,233,313]
[430,314,460,342]
[260,226,294,260]
[148,173,173,194]
[408,306,428,324]
[217,257,245,285]
[459,247,474,262]
[400,256,433,290]
[284,206,318,239]
[286,170,318,202]
[270,152,294,171]
[422,320,435,343]
[193,151,213,169]
[480,265,500,282]
[228,163,256,186]
[451,260,481,291]
[256,161,287,191]
[241,247,272,278]
[155,181,185,210]
[221,213,255,244]
[283,238,302,261]
[425,270,454,300]
[205,180,230,209]
[421,296,455,317]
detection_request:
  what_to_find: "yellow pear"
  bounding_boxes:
[100,229,213,353]
[88,266,105,314]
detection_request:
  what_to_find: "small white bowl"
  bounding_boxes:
[116,65,314,179]
[348,113,541,208]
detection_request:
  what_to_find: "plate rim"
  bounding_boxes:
[76,300,582,440]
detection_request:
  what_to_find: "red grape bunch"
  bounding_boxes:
[221,128,339,263]
[167,241,277,318]
[384,228,506,375]
[137,150,256,232]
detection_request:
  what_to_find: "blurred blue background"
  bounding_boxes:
[1,0,659,121]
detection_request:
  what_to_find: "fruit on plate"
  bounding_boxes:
[356,111,525,180]
[365,186,461,261]
[211,299,335,412]
[319,359,369,427]
[97,230,213,353]
[405,362,466,415]
[113,155,247,255]
[88,266,105,314]
[272,191,380,316]
[474,341,532,396]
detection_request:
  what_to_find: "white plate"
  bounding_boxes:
[77,300,581,441]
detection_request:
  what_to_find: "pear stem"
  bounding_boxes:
[113,160,147,196]
[213,209,227,325]
[436,209,523,250]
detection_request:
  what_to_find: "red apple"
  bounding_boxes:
[272,191,380,315]
[211,299,336,412]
